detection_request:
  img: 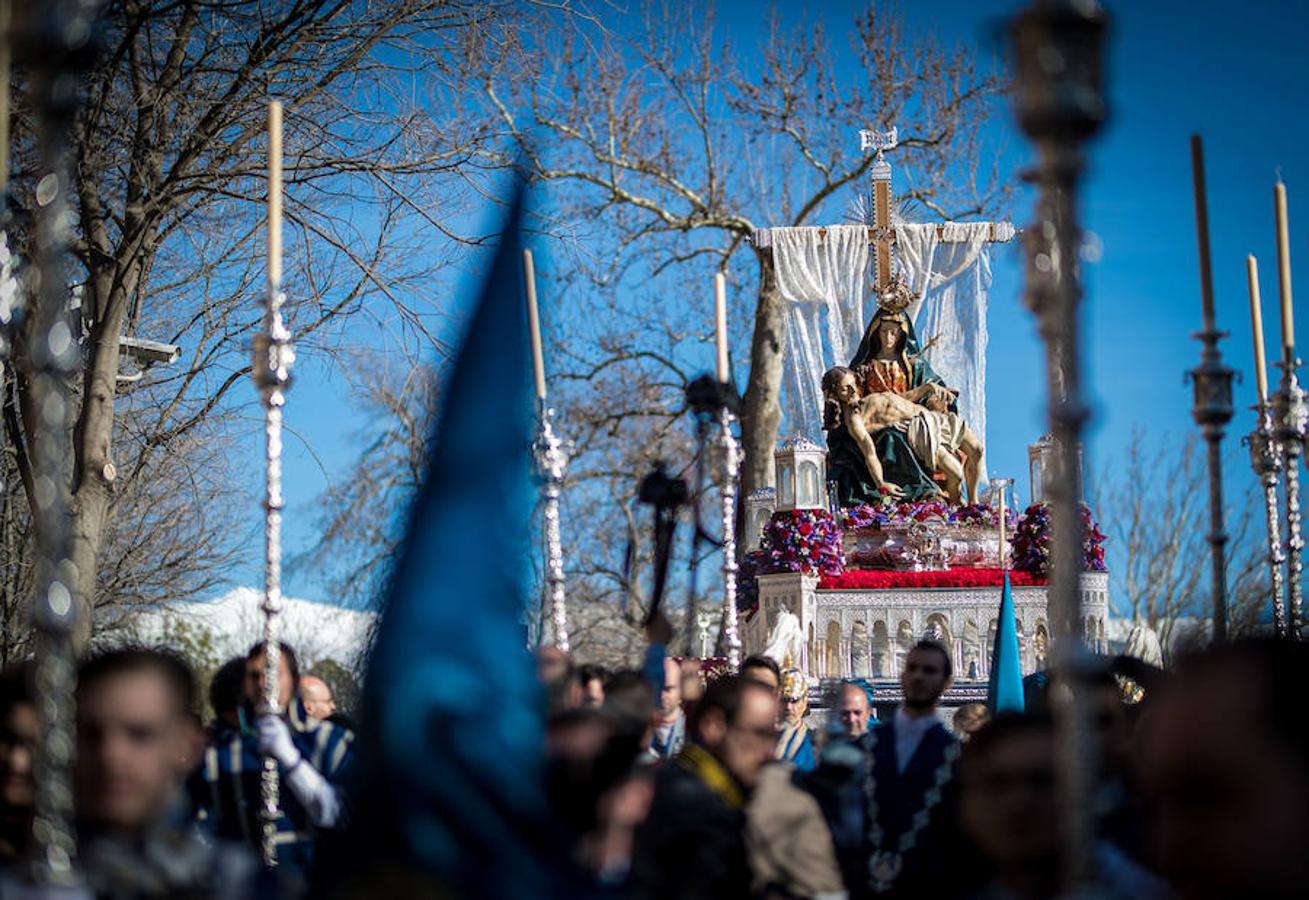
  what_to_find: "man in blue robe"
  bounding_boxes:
[809,639,961,899]
[194,641,354,874]
[775,667,816,772]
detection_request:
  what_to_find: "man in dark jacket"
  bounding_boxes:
[632,674,778,900]
[807,640,961,899]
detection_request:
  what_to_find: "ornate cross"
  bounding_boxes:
[856,126,1016,294]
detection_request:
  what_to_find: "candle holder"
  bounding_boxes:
[1273,356,1308,639]
[686,375,742,670]
[1011,0,1107,891]
[532,402,572,652]
[252,294,295,870]
[714,405,742,671]
[1186,327,1235,642]
[1244,403,1287,637]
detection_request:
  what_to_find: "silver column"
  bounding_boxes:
[533,403,571,652]
[251,102,295,867]
[714,407,741,671]
[1246,405,1287,636]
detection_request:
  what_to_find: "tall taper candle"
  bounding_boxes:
[1276,182,1295,351]
[1190,136,1216,333]
[268,102,282,288]
[1248,255,1269,403]
[523,250,547,400]
[714,272,729,383]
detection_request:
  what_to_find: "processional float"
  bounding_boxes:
[252,101,295,867]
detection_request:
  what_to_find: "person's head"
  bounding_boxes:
[778,668,808,727]
[576,664,606,709]
[679,660,704,704]
[658,658,682,718]
[688,676,778,791]
[740,655,781,695]
[953,702,990,739]
[602,670,656,753]
[957,714,1058,888]
[871,313,908,355]
[1141,639,1309,900]
[208,656,247,729]
[821,367,859,431]
[901,640,952,711]
[245,641,300,712]
[537,646,572,687]
[837,682,871,738]
[544,706,653,875]
[0,665,35,821]
[75,649,197,833]
[299,675,336,720]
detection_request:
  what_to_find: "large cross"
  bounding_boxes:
[857,126,1015,293]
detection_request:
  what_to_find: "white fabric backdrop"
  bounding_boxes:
[758,221,1011,482]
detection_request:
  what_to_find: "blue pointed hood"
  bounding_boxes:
[357,185,549,894]
[987,571,1026,714]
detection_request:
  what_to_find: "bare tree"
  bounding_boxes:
[471,1,1010,496]
[1091,430,1269,656]
[291,349,436,609]
[4,0,509,646]
[296,3,1014,661]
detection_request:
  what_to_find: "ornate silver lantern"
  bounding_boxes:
[773,437,828,512]
[744,487,777,551]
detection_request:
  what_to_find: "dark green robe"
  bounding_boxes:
[828,312,950,506]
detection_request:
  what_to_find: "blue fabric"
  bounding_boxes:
[642,642,666,699]
[987,571,1026,714]
[356,187,553,896]
[782,728,817,772]
[195,699,354,871]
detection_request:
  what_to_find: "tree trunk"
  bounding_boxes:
[739,246,786,498]
[66,273,134,652]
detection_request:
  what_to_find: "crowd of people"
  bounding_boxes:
[536,629,1309,900]
[0,628,1302,898]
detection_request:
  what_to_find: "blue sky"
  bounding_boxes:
[255,0,1309,605]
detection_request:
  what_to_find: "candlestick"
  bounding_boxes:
[1248,255,1269,403]
[268,102,282,290]
[254,98,295,868]
[523,250,547,400]
[714,272,729,383]
[1276,182,1294,351]
[1191,136,1216,333]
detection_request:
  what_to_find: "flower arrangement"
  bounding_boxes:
[819,567,1047,590]
[1010,502,1108,577]
[842,497,1018,530]
[756,509,845,578]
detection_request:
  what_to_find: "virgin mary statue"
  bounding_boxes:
[825,287,961,505]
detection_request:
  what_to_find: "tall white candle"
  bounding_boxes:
[714,272,729,383]
[523,250,547,400]
[1276,181,1295,351]
[1248,255,1269,403]
[268,102,283,288]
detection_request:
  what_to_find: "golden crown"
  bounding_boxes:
[876,276,918,315]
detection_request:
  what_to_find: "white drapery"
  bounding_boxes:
[766,225,869,438]
[758,221,1011,481]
